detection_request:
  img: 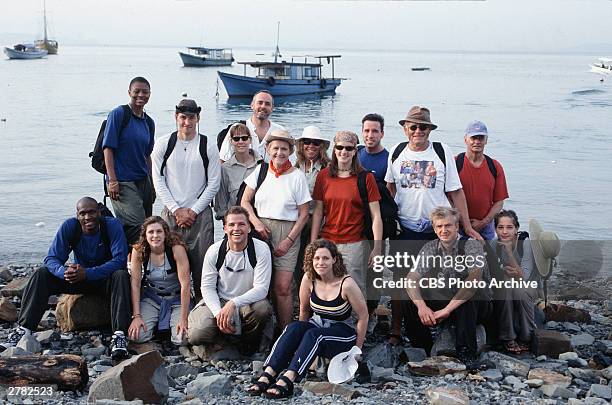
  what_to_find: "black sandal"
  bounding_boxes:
[264,374,294,399]
[246,371,275,396]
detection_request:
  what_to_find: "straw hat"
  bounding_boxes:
[529,219,561,278]
[265,129,295,153]
[327,346,362,384]
[299,126,330,146]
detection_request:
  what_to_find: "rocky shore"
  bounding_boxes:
[0,262,610,405]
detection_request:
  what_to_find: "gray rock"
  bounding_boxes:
[431,324,486,356]
[302,382,360,400]
[400,347,427,363]
[93,365,112,373]
[601,365,612,380]
[587,384,612,400]
[179,400,204,405]
[563,322,582,332]
[185,374,232,397]
[595,340,612,355]
[0,346,28,357]
[166,362,199,379]
[571,333,595,347]
[481,351,530,378]
[408,356,466,376]
[0,267,14,282]
[365,342,401,368]
[481,368,503,382]
[0,297,18,322]
[82,346,107,358]
[0,276,30,298]
[568,358,589,368]
[251,360,263,374]
[371,366,394,382]
[526,379,544,388]
[504,375,527,390]
[34,329,59,344]
[546,321,559,328]
[541,384,577,399]
[528,368,572,388]
[16,334,41,354]
[425,387,469,405]
[536,355,547,361]
[93,401,144,405]
[87,350,168,404]
[568,367,597,381]
[559,352,579,361]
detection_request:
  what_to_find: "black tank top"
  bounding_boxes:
[309,276,352,322]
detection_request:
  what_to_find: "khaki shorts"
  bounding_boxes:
[260,217,300,272]
[337,240,369,291]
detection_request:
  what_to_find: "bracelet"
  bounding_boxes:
[287,235,295,243]
[109,180,119,186]
[131,314,141,319]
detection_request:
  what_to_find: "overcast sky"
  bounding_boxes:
[2,0,611,52]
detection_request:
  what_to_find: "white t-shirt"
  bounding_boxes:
[384,141,462,231]
[197,238,272,317]
[219,118,285,162]
[152,133,221,214]
[244,165,311,221]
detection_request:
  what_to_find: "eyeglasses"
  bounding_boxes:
[232,136,250,142]
[302,139,323,146]
[334,145,356,152]
[223,249,246,273]
[406,124,430,131]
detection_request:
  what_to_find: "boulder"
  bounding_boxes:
[191,344,241,361]
[431,324,486,356]
[365,342,401,368]
[544,303,591,323]
[571,333,595,347]
[34,330,59,344]
[587,384,611,400]
[559,352,579,361]
[302,381,360,400]
[87,350,168,404]
[532,329,572,358]
[399,347,427,363]
[55,294,111,332]
[17,334,41,354]
[481,351,530,378]
[594,340,612,356]
[0,298,18,322]
[480,368,503,382]
[425,387,469,405]
[407,356,466,376]
[0,277,30,298]
[371,366,394,382]
[185,374,232,397]
[0,347,28,357]
[528,368,572,388]
[166,362,199,379]
[540,384,577,399]
[0,267,13,282]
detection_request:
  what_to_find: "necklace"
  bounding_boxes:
[178,136,194,151]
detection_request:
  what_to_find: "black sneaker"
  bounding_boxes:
[110,331,129,360]
[456,347,480,372]
[1,326,29,350]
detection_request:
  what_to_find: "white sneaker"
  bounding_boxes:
[110,331,129,360]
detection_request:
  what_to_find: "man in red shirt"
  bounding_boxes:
[456,121,509,240]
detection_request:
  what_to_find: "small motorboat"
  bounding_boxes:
[4,44,48,59]
[411,67,431,71]
[179,47,234,67]
[590,58,612,76]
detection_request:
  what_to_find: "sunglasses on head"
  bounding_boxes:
[406,124,430,131]
[334,145,356,152]
[231,135,250,142]
[302,139,323,146]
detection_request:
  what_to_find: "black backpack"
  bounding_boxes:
[217,120,247,151]
[357,171,399,240]
[488,231,530,281]
[90,105,155,174]
[143,245,177,276]
[235,162,269,213]
[159,132,209,185]
[391,141,446,167]
[215,234,258,271]
[455,152,497,178]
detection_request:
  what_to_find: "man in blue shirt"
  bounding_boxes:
[4,197,132,360]
[103,76,155,245]
[358,113,389,183]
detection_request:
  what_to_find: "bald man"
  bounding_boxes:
[4,197,132,360]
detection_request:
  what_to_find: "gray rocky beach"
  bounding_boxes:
[0,261,610,405]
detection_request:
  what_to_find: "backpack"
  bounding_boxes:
[215,234,258,271]
[455,152,497,179]
[217,120,247,151]
[69,204,114,255]
[235,162,269,212]
[159,132,209,186]
[391,141,446,167]
[489,231,530,281]
[143,245,177,276]
[357,171,399,240]
[90,105,155,174]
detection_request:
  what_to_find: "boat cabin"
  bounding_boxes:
[186,47,233,60]
[238,55,340,80]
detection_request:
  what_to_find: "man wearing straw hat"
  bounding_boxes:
[152,99,221,300]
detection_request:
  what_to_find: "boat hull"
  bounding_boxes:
[590,65,612,76]
[4,47,48,59]
[35,40,58,55]
[179,52,233,67]
[218,71,341,97]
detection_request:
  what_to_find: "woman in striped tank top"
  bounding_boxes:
[246,239,368,399]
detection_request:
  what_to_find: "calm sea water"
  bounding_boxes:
[1,46,611,264]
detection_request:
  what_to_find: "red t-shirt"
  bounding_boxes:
[313,168,381,244]
[457,156,509,220]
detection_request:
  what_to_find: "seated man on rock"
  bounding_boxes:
[188,206,272,355]
[404,207,492,368]
[3,197,131,359]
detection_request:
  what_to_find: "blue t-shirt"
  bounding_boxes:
[44,217,128,281]
[358,147,389,183]
[102,105,155,182]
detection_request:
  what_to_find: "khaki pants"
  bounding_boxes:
[162,206,214,300]
[336,240,369,291]
[188,299,272,346]
[134,297,187,346]
[110,177,153,245]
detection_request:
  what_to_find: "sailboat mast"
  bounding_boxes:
[43,0,48,41]
[274,21,280,63]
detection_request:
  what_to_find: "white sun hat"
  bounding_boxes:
[327,345,362,384]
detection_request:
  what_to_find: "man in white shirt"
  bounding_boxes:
[151,99,221,300]
[188,206,272,354]
[218,90,285,162]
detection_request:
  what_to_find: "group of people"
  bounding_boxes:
[2,76,561,398]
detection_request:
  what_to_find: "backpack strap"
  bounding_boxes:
[215,236,230,271]
[484,155,498,179]
[357,171,369,208]
[165,245,177,274]
[69,218,111,258]
[516,231,529,260]
[457,239,466,256]
[456,152,466,173]
[432,142,446,168]
[391,142,408,164]
[160,132,178,176]
[199,134,209,183]
[215,235,258,271]
[246,236,258,269]
[119,105,132,131]
[256,162,269,190]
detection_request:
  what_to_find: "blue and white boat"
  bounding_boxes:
[4,44,48,60]
[179,47,234,67]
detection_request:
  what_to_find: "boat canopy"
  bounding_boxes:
[186,47,233,57]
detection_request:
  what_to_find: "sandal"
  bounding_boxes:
[264,374,294,399]
[504,340,525,354]
[246,371,275,396]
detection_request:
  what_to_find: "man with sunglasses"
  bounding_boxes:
[188,206,272,354]
[218,90,285,163]
[456,121,509,240]
[383,105,481,345]
[152,99,221,301]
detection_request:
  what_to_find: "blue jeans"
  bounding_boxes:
[459,221,496,240]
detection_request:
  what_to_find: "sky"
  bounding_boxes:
[1,0,612,53]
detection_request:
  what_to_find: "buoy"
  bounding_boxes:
[35,222,45,227]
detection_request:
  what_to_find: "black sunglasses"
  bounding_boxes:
[224,250,246,273]
[302,139,323,146]
[232,135,250,142]
[407,124,430,131]
[334,145,356,152]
